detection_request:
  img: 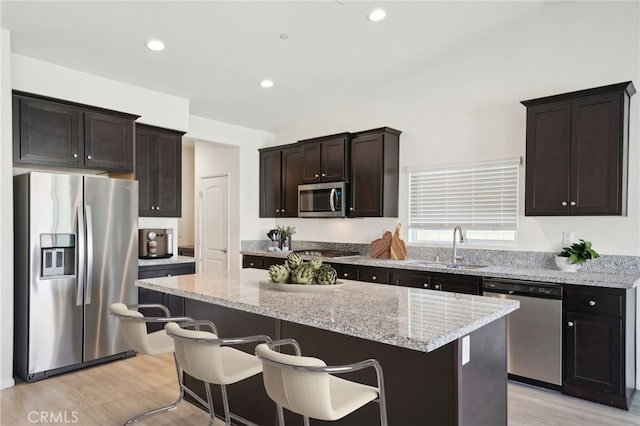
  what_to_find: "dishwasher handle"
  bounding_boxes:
[483,278,563,299]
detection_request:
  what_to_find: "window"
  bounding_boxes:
[408,159,519,243]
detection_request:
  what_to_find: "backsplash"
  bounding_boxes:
[241,240,640,276]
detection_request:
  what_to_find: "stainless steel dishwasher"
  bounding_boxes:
[483,277,563,389]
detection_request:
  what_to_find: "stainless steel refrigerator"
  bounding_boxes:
[14,172,138,382]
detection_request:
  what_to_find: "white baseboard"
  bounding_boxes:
[1,377,15,389]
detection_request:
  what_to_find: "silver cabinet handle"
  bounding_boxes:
[343,273,349,277]
[73,153,78,158]
[150,206,155,210]
[570,201,576,206]
[276,209,280,213]
[568,322,574,327]
[249,262,255,267]
[434,284,440,290]
[167,274,172,277]
[282,209,285,213]
[87,155,92,160]
[156,206,160,210]
[321,173,326,177]
[372,275,377,281]
[315,174,319,178]
[423,283,429,288]
[589,300,596,306]
[349,207,354,211]
[562,201,568,206]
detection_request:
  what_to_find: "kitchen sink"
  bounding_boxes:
[406,260,487,270]
[445,264,488,270]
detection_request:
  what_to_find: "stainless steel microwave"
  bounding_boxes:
[298,182,346,217]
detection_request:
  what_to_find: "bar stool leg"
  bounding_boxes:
[204,382,216,426]
[221,384,232,425]
[276,404,286,425]
[303,416,310,426]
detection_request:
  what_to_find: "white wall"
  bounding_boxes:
[11,55,189,131]
[178,146,195,246]
[187,115,275,243]
[274,1,640,256]
[0,28,15,390]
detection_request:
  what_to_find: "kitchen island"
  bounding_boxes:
[137,268,519,425]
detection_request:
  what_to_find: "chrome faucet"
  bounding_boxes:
[452,226,464,264]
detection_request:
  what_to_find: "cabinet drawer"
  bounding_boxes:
[333,264,359,281]
[263,257,285,269]
[138,263,196,279]
[359,266,389,284]
[243,255,264,269]
[565,288,623,317]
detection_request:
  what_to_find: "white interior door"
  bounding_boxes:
[198,175,229,273]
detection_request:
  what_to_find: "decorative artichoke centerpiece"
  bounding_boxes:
[268,253,338,285]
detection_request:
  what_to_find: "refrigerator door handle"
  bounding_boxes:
[77,206,85,306]
[85,205,94,305]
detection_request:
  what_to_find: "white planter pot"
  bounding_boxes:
[555,256,581,272]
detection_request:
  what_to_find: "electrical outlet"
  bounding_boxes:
[562,231,574,246]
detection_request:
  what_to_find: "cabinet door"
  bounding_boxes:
[332,264,359,281]
[431,274,481,295]
[259,149,282,217]
[243,255,265,269]
[15,96,83,167]
[321,137,348,182]
[84,112,134,172]
[281,147,302,217]
[155,131,182,217]
[390,271,431,289]
[300,142,321,183]
[565,312,623,396]
[359,266,389,284]
[570,92,624,215]
[524,101,572,215]
[136,128,156,217]
[350,133,383,217]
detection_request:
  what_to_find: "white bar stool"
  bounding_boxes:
[109,303,208,425]
[165,320,272,426]
[255,339,388,426]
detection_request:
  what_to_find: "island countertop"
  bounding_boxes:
[136,268,519,353]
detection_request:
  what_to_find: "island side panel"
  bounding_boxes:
[280,321,457,425]
[457,316,507,426]
[183,298,279,425]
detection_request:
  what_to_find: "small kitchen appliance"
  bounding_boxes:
[298,181,346,218]
[139,228,174,259]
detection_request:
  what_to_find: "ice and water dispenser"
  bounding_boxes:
[40,234,76,278]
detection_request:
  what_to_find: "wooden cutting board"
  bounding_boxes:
[369,231,392,258]
[390,223,408,260]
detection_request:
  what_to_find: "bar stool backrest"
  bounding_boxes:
[109,303,166,355]
[255,343,334,420]
[165,322,230,384]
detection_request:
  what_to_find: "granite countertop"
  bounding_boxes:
[136,268,519,353]
[242,250,639,289]
[138,255,196,267]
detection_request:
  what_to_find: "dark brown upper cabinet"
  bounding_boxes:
[299,133,350,183]
[349,127,401,217]
[259,144,302,218]
[136,124,184,218]
[13,91,138,172]
[522,82,635,216]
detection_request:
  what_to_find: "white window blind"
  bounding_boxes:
[408,159,519,234]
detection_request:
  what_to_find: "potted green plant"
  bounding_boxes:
[276,225,296,251]
[555,239,599,272]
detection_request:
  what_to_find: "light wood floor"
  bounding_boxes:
[1,353,639,425]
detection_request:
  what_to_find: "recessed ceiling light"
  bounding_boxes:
[260,80,274,88]
[146,39,165,51]
[368,9,386,22]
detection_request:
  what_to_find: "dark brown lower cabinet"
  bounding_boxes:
[563,286,636,409]
[390,270,431,289]
[138,262,195,332]
[431,273,482,295]
[332,264,360,281]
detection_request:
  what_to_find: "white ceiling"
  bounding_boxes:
[1,1,549,132]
